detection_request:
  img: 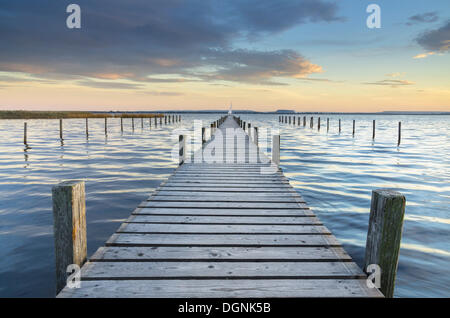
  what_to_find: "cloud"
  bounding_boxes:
[385,72,405,78]
[76,80,143,90]
[413,52,436,59]
[406,12,439,25]
[142,91,184,96]
[363,79,415,88]
[416,20,450,53]
[0,0,339,87]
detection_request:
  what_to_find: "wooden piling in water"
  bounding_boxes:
[120,118,123,133]
[85,118,89,137]
[364,189,405,298]
[154,117,157,127]
[179,135,186,165]
[289,116,291,124]
[254,127,258,146]
[105,118,108,135]
[352,120,355,137]
[272,135,280,165]
[327,118,329,132]
[373,120,376,139]
[202,127,206,145]
[160,117,162,125]
[165,116,167,125]
[303,116,306,126]
[141,118,144,129]
[310,117,313,128]
[24,122,27,144]
[132,118,135,131]
[318,117,321,130]
[59,119,63,140]
[339,119,341,133]
[52,180,87,295]
[398,122,401,146]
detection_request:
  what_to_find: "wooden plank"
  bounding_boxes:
[154,190,298,196]
[90,246,352,261]
[106,233,341,247]
[163,183,292,188]
[141,201,305,209]
[128,215,322,224]
[117,223,330,234]
[153,187,293,192]
[134,207,313,216]
[148,195,303,203]
[58,279,384,298]
[80,261,365,279]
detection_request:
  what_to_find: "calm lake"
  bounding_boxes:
[0,113,448,297]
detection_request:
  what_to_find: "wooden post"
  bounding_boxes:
[310,117,313,128]
[120,117,123,133]
[339,119,341,133]
[318,117,321,131]
[149,118,151,129]
[132,118,135,131]
[52,181,87,295]
[141,118,144,129]
[86,118,89,137]
[272,135,280,165]
[202,127,206,145]
[165,116,167,125]
[104,118,108,135]
[59,119,63,140]
[155,117,157,127]
[254,127,258,146]
[373,120,376,139]
[327,118,329,132]
[303,116,306,126]
[179,135,186,165]
[24,122,27,144]
[398,122,401,146]
[298,117,300,126]
[289,116,291,124]
[364,189,406,298]
[352,120,355,136]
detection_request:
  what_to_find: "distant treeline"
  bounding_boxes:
[0,111,163,119]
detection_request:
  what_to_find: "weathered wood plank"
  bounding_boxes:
[141,201,305,209]
[128,215,322,224]
[90,246,352,261]
[148,195,303,203]
[117,223,330,234]
[80,261,365,279]
[58,279,384,298]
[106,233,341,247]
[154,190,299,197]
[134,207,313,216]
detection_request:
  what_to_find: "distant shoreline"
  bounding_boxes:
[0,110,449,119]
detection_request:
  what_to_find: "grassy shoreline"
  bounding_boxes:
[0,111,163,119]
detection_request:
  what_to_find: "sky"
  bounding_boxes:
[0,0,449,112]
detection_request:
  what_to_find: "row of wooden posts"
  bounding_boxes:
[279,115,402,146]
[53,115,405,297]
[23,114,182,144]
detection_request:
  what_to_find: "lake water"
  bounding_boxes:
[0,113,448,297]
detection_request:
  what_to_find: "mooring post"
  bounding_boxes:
[272,135,280,165]
[398,122,401,146]
[303,116,306,126]
[298,117,301,126]
[327,118,329,132]
[154,117,157,127]
[86,118,89,137]
[165,116,167,125]
[339,119,341,133]
[59,119,63,140]
[254,127,259,146]
[104,118,108,135]
[24,122,27,144]
[52,180,87,295]
[364,189,406,298]
[160,116,162,125]
[353,120,355,136]
[310,117,313,128]
[141,118,144,129]
[373,120,376,139]
[202,127,206,145]
[132,118,135,131]
[120,117,123,133]
[318,117,321,130]
[179,135,186,165]
[149,118,151,128]
[289,116,291,124]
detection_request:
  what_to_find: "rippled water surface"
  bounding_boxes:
[0,114,449,297]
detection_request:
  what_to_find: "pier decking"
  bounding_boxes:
[58,116,383,297]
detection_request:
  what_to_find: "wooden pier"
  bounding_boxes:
[58,115,383,298]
